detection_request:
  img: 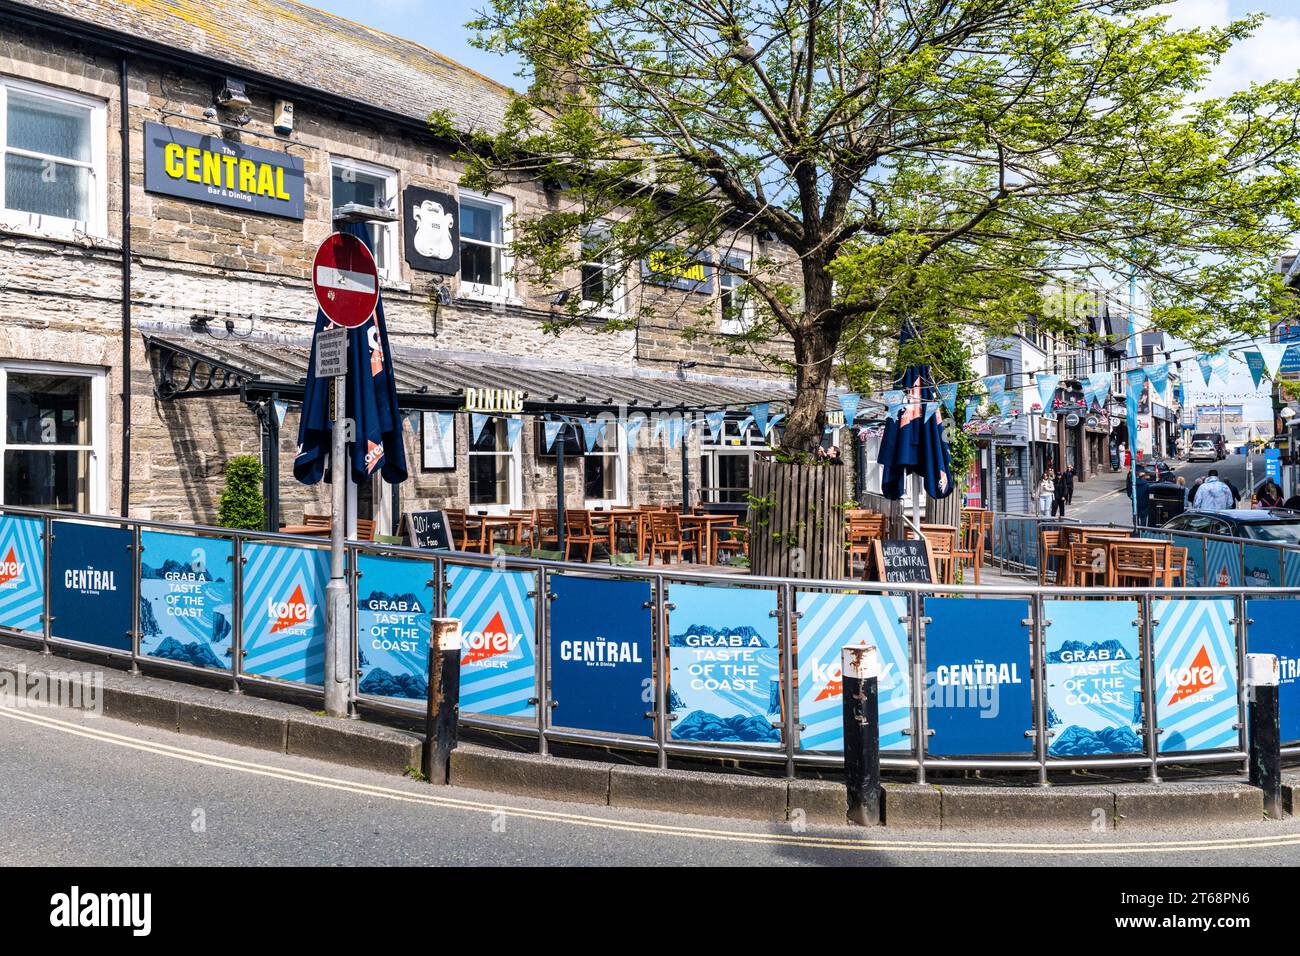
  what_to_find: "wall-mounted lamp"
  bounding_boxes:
[551,290,571,306]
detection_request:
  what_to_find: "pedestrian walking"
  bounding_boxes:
[1061,465,1075,505]
[1191,469,1235,511]
[1051,471,1068,518]
[1037,470,1055,517]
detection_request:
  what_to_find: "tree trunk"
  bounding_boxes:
[748,458,845,579]
[779,260,841,454]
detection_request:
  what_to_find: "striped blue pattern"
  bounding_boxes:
[0,515,43,634]
[1284,550,1300,590]
[1205,539,1241,588]
[447,564,536,718]
[1170,534,1204,587]
[795,592,911,752]
[1153,598,1239,753]
[240,542,329,686]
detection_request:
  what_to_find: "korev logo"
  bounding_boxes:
[269,584,316,634]
[0,546,23,587]
[49,886,151,936]
[1166,644,1220,704]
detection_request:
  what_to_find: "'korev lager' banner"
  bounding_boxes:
[448,564,536,718]
[241,542,329,686]
[139,531,233,670]
[1154,598,1239,752]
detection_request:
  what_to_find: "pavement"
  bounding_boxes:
[4,702,1300,866]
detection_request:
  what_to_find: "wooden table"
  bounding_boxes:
[278,524,331,537]
[591,509,641,555]
[680,514,737,565]
[465,513,530,550]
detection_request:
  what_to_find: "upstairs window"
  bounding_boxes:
[0,78,106,237]
[719,254,753,334]
[460,191,513,300]
[330,157,398,280]
[580,224,622,316]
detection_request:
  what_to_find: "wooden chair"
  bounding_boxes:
[536,509,560,550]
[907,525,957,584]
[712,523,749,564]
[635,505,667,560]
[1038,528,1070,585]
[956,512,987,584]
[1108,541,1165,588]
[647,511,698,565]
[846,513,886,579]
[562,509,603,562]
[1164,546,1188,588]
[1065,541,1107,588]
[445,508,484,552]
[509,509,536,549]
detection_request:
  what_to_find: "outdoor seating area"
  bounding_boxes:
[1039,524,1189,588]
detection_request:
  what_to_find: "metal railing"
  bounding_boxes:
[2,504,1296,784]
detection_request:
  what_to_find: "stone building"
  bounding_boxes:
[0,0,838,534]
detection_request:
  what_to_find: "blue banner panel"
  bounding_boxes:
[241,542,329,686]
[139,531,233,670]
[667,583,780,745]
[549,573,653,737]
[1171,534,1203,587]
[924,597,1033,756]
[0,514,44,634]
[447,563,537,718]
[795,592,911,752]
[356,553,433,701]
[1153,598,1239,753]
[1243,545,1282,589]
[1285,550,1300,590]
[1205,539,1242,588]
[50,521,133,651]
[1246,599,1300,745]
[1043,599,1143,756]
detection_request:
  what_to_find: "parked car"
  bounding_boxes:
[1162,509,1300,543]
[1187,439,1218,462]
[1135,460,1175,483]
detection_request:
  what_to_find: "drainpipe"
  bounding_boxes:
[119,56,132,517]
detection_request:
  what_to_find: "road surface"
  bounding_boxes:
[1,703,1297,867]
[1068,455,1253,527]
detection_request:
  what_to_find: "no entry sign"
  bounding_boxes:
[313,233,379,328]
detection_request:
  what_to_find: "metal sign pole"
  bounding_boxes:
[324,370,349,718]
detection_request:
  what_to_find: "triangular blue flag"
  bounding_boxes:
[582,418,601,453]
[1125,367,1146,399]
[543,418,564,451]
[924,401,939,422]
[982,375,1006,414]
[964,397,981,422]
[1035,374,1060,413]
[1145,363,1169,402]
[471,413,490,444]
[273,399,290,430]
[705,410,727,441]
[737,415,755,435]
[1085,372,1112,410]
[666,415,685,448]
[624,414,647,446]
[837,392,861,425]
[935,382,958,418]
[1197,353,1214,387]
[766,413,786,434]
[882,389,905,419]
[504,416,523,451]
[1210,351,1230,385]
[1259,343,1288,381]
[749,403,770,436]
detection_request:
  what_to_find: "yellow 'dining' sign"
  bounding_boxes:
[143,122,305,220]
[640,246,714,294]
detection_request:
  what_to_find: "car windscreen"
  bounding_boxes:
[1244,521,1300,544]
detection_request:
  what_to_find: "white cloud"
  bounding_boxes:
[1154,1,1300,98]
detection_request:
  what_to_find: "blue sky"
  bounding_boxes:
[306,0,1300,93]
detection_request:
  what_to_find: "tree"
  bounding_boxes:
[446,0,1300,455]
[217,455,264,531]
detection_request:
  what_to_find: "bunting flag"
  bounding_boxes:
[1035,373,1060,413]
[471,412,490,445]
[543,418,565,451]
[653,414,668,443]
[1245,350,1267,389]
[402,408,422,433]
[1145,362,1169,402]
[837,392,861,426]
[748,402,770,436]
[963,397,981,423]
[665,415,685,448]
[624,414,647,445]
[1197,353,1215,387]
[935,382,959,418]
[273,399,290,430]
[882,389,906,419]
[924,401,939,423]
[1210,350,1230,385]
[737,414,755,435]
[504,416,523,451]
[705,410,727,441]
[982,374,1006,413]
[582,418,604,453]
[766,413,786,434]
[1259,342,1288,382]
[1125,367,1147,401]
[1086,372,1112,410]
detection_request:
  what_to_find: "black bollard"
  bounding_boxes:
[423,617,462,785]
[1247,653,1282,819]
[842,645,882,826]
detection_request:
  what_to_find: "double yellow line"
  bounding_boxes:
[3,704,1297,857]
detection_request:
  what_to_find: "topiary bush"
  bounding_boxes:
[217,454,265,530]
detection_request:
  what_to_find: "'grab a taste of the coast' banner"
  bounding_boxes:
[139,531,234,671]
[668,583,781,745]
[1043,599,1143,756]
[356,553,433,700]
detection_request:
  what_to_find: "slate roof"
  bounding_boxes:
[10,0,517,134]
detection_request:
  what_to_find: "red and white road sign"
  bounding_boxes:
[312,233,379,328]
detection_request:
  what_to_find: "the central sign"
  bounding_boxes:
[143,122,305,219]
[312,233,379,329]
[640,246,714,294]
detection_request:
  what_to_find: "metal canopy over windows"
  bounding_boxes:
[143,333,859,418]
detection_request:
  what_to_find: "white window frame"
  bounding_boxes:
[583,412,628,507]
[579,222,624,319]
[700,414,769,504]
[467,417,522,513]
[0,361,107,513]
[458,189,516,304]
[719,253,754,335]
[329,156,399,282]
[0,76,107,239]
